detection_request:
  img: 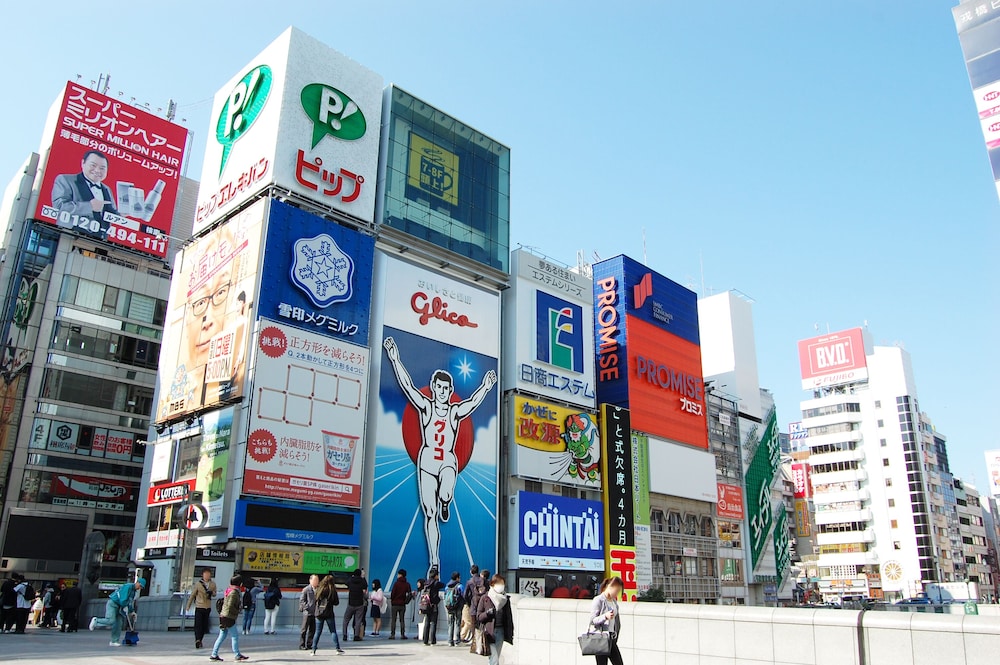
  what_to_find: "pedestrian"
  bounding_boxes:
[460,564,479,643]
[89,578,145,647]
[589,576,624,665]
[262,579,282,635]
[312,574,344,656]
[298,574,319,650]
[40,584,55,628]
[47,583,61,629]
[444,570,464,646]
[413,578,426,641]
[185,568,217,649]
[422,569,444,646]
[1,572,19,633]
[30,594,43,626]
[210,574,249,662]
[342,568,367,642]
[369,579,386,637]
[476,574,514,665]
[388,569,411,640]
[59,582,83,632]
[12,575,32,634]
[467,568,488,654]
[242,578,264,635]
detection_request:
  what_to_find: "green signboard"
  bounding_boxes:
[746,409,780,570]
[774,508,790,583]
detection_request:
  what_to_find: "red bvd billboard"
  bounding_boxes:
[33,82,187,259]
[797,327,867,390]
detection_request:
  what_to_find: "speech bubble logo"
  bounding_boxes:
[216,64,272,177]
[301,83,366,149]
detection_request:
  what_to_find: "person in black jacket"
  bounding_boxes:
[476,574,514,665]
[422,569,444,646]
[59,582,83,632]
[342,569,368,642]
[1,573,19,633]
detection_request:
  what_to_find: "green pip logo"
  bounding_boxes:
[300,83,366,149]
[216,64,272,176]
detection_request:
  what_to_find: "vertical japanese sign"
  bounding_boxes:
[601,404,635,601]
[774,509,790,584]
[33,82,187,258]
[631,432,652,594]
[745,409,780,571]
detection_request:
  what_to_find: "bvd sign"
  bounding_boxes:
[797,327,868,390]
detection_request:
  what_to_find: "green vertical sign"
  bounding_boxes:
[774,508,790,583]
[631,433,652,593]
[746,409,780,571]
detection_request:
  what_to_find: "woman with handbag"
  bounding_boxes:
[475,574,514,665]
[312,575,345,656]
[587,576,624,665]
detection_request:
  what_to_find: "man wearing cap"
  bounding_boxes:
[89,578,144,647]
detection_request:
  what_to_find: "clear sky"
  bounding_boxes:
[2,1,997,488]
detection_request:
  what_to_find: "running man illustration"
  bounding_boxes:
[383,337,497,572]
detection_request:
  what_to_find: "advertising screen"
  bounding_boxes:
[257,199,374,342]
[517,491,603,570]
[234,498,360,547]
[194,27,383,234]
[33,82,186,258]
[797,328,868,390]
[243,319,369,508]
[510,394,600,488]
[155,199,265,422]
[369,253,499,583]
[504,249,595,408]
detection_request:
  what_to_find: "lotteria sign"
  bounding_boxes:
[797,327,868,390]
[517,491,604,570]
[593,255,708,449]
[147,479,196,507]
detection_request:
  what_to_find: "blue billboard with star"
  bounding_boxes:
[258,199,375,341]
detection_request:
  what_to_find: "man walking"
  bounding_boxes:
[388,569,411,640]
[185,568,216,649]
[59,582,82,632]
[13,576,32,634]
[298,574,319,650]
[0,572,18,633]
[343,568,367,642]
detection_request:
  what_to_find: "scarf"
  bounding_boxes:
[487,587,507,614]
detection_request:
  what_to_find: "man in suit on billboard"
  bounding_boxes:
[50,150,118,228]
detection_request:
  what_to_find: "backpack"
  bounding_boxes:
[242,589,254,609]
[22,584,36,602]
[418,589,431,614]
[444,584,462,612]
[263,588,280,610]
[216,597,225,614]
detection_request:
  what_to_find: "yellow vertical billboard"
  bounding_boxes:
[407,133,459,206]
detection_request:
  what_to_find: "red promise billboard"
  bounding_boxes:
[33,82,187,259]
[797,327,868,390]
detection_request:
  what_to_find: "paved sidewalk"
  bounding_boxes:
[0,625,487,664]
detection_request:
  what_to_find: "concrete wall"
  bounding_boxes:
[506,596,1000,665]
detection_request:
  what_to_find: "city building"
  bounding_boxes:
[0,80,195,589]
[919,413,961,584]
[954,480,993,598]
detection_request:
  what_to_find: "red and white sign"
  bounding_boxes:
[791,463,811,499]
[717,483,744,520]
[975,80,1000,120]
[797,328,868,390]
[33,82,187,259]
[147,479,196,507]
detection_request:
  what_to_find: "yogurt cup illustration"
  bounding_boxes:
[323,431,358,479]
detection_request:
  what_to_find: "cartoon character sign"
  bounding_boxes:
[512,395,601,488]
[562,413,600,481]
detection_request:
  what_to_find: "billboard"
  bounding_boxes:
[194,27,383,234]
[986,449,1000,497]
[369,253,500,582]
[797,328,868,390]
[517,491,603,570]
[147,479,195,507]
[746,409,781,571]
[243,319,369,508]
[717,483,745,520]
[195,407,234,528]
[242,547,360,575]
[155,199,265,422]
[510,394,600,488]
[1,262,52,382]
[503,250,595,408]
[600,404,637,602]
[592,255,707,449]
[791,463,811,500]
[33,82,186,259]
[631,433,652,594]
[234,498,360,547]
[257,199,374,342]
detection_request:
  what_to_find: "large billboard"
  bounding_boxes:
[631,433,652,595]
[517,491,604,570]
[986,449,1000,497]
[600,404,637,601]
[592,255,708,449]
[33,82,186,259]
[194,27,383,234]
[797,328,868,390]
[243,319,370,508]
[257,199,374,342]
[369,254,499,582]
[195,407,234,528]
[155,199,265,422]
[746,409,781,571]
[503,249,595,408]
[510,394,600,488]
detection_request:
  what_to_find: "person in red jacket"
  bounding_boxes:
[388,569,412,640]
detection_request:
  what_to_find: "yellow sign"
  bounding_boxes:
[794,499,811,537]
[513,396,570,452]
[242,547,304,574]
[407,133,459,205]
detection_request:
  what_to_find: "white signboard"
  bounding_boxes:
[149,439,174,483]
[986,449,1000,497]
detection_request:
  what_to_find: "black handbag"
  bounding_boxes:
[578,628,612,656]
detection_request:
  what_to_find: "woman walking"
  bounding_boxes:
[475,574,514,665]
[588,577,624,665]
[209,575,249,662]
[369,579,386,637]
[312,575,344,656]
[262,579,281,635]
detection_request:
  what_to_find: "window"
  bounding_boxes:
[667,512,681,534]
[875,400,881,409]
[894,541,901,550]
[684,558,698,576]
[524,480,542,493]
[888,499,895,507]
[684,514,698,536]
[802,403,861,418]
[561,486,578,499]
[880,439,887,447]
[701,517,714,538]
[651,510,665,532]
[700,558,715,577]
[885,478,892,487]
[877,420,884,428]
[883,458,890,467]
[891,520,898,529]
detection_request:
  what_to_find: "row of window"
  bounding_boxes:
[812,460,859,474]
[40,368,153,415]
[59,276,167,326]
[810,440,857,455]
[802,403,860,419]
[817,521,867,534]
[651,510,714,537]
[808,422,859,437]
[651,553,718,578]
[51,321,161,370]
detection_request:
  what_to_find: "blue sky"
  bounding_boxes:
[3,1,997,487]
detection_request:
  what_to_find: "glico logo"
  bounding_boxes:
[300,83,366,149]
[216,65,273,176]
[535,291,583,373]
[633,272,653,309]
[410,292,478,328]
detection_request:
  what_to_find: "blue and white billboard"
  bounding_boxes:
[233,498,360,547]
[517,491,604,571]
[258,199,375,341]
